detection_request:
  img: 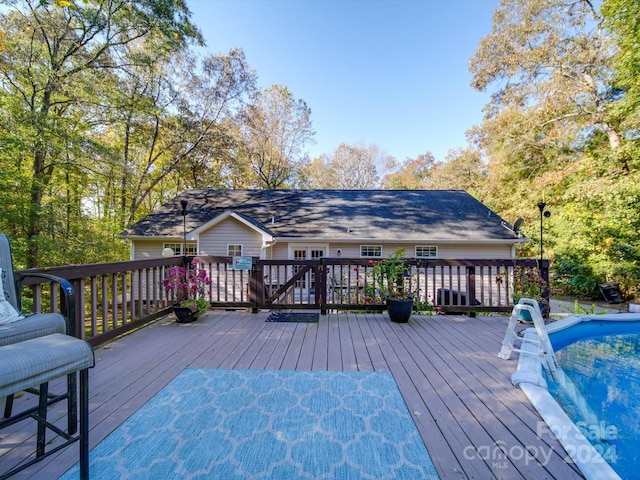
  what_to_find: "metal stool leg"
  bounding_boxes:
[67,372,78,435]
[36,383,49,457]
[79,368,90,480]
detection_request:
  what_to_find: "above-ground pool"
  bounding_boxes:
[512,313,640,480]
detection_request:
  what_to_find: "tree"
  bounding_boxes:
[303,143,382,189]
[430,148,487,196]
[602,0,640,164]
[104,49,256,225]
[237,85,314,189]
[0,0,201,267]
[470,0,622,172]
[469,0,640,297]
[603,0,640,107]
[380,152,436,189]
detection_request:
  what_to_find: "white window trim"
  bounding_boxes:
[415,245,438,258]
[227,244,243,256]
[360,245,382,258]
[163,242,196,256]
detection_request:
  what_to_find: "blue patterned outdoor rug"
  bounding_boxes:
[61,368,438,479]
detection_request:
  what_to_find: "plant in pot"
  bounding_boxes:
[163,258,212,323]
[370,248,414,323]
[511,266,548,321]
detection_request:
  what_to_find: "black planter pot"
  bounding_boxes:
[172,306,197,323]
[386,298,414,323]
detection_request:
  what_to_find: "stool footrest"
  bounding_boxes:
[0,334,93,480]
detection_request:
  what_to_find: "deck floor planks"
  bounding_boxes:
[312,313,330,370]
[263,321,298,370]
[327,314,343,371]
[3,312,586,480]
[354,313,390,371]
[373,315,498,479]
[411,316,581,478]
[279,322,309,370]
[246,322,288,369]
[398,319,552,478]
[365,315,473,478]
[341,313,371,371]
[295,322,317,370]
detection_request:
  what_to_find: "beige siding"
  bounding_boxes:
[264,242,514,260]
[131,240,167,260]
[131,237,514,261]
[198,217,263,257]
[435,243,512,259]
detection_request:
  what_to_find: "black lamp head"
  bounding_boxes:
[180,199,188,215]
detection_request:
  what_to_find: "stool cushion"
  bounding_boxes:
[0,313,66,347]
[0,334,94,397]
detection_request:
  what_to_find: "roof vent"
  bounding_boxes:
[271,216,275,224]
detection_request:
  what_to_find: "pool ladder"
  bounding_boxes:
[498,298,559,376]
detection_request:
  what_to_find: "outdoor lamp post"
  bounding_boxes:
[537,202,551,264]
[180,199,188,256]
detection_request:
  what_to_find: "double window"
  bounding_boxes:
[163,243,197,255]
[360,245,382,257]
[415,246,437,258]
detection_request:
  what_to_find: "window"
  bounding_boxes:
[360,245,382,257]
[227,244,243,256]
[163,243,196,255]
[415,246,437,258]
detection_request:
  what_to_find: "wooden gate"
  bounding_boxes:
[255,259,325,310]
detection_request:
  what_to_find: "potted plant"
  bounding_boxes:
[512,267,548,321]
[370,248,414,323]
[163,258,212,323]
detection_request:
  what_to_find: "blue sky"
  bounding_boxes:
[187,0,499,163]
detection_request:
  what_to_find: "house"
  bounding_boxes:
[119,189,525,261]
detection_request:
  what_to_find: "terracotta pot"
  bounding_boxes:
[386,298,413,323]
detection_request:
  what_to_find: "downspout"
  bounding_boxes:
[262,238,277,260]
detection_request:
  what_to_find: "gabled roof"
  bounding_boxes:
[119,189,524,243]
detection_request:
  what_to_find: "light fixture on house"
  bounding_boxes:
[161,247,175,258]
[336,248,342,257]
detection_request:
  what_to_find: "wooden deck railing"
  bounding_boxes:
[17,256,549,345]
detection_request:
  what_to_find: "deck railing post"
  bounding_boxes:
[467,266,477,317]
[249,262,261,313]
[317,260,327,315]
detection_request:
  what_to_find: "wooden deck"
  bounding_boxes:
[2,311,583,479]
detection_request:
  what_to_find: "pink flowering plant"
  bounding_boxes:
[163,258,212,318]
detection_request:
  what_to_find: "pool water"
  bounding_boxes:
[547,331,640,479]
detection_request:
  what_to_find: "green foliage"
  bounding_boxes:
[369,248,413,300]
[415,299,445,315]
[512,267,548,302]
[570,300,601,316]
[552,253,601,298]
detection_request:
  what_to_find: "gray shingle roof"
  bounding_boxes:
[120,189,522,242]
